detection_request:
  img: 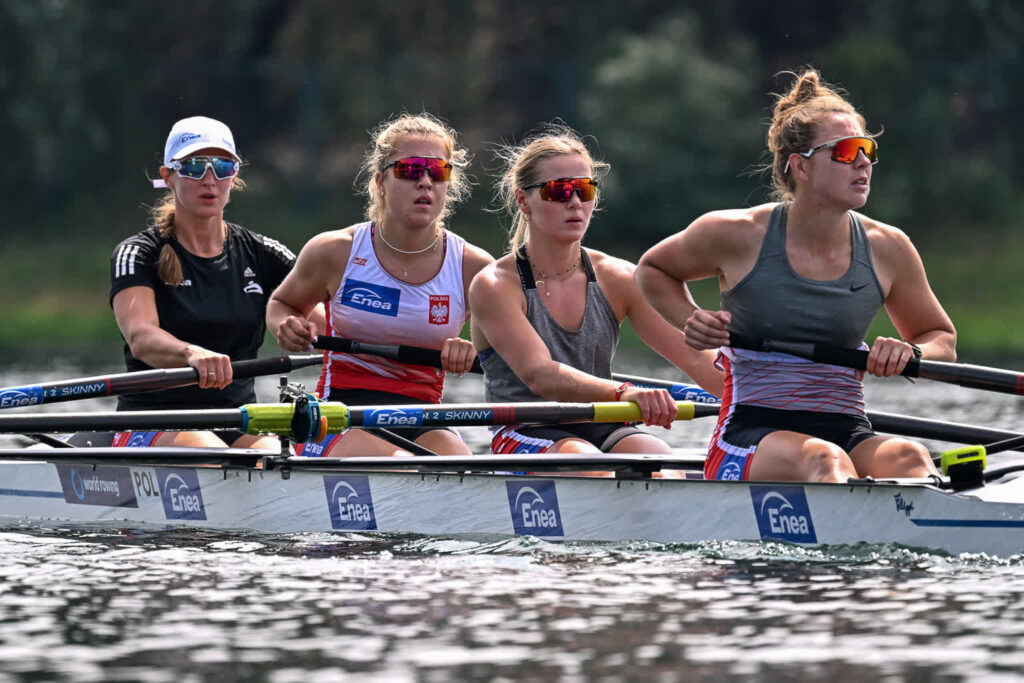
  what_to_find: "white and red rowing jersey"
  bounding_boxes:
[318,221,467,402]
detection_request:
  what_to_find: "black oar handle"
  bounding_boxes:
[0,354,323,410]
[730,333,1024,396]
[729,333,919,377]
[314,336,484,374]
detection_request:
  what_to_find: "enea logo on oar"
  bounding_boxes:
[56,465,138,508]
[364,408,424,427]
[506,481,564,537]
[156,468,207,520]
[0,386,43,408]
[323,476,377,530]
[750,485,817,544]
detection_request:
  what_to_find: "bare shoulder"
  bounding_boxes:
[688,203,774,240]
[858,213,919,263]
[471,252,518,292]
[460,239,496,277]
[586,248,637,284]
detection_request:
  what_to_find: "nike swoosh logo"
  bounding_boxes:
[850,282,872,292]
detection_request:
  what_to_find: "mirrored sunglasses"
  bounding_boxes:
[383,156,453,182]
[523,176,598,202]
[785,136,878,173]
[168,156,240,181]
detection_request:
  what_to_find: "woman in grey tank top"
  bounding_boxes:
[469,124,723,457]
[636,68,956,483]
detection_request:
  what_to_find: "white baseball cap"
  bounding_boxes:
[162,116,240,166]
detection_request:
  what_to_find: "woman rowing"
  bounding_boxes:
[469,124,723,457]
[268,113,493,457]
[636,69,957,482]
[110,116,296,449]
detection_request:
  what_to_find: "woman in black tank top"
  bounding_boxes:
[636,68,956,483]
[470,124,723,458]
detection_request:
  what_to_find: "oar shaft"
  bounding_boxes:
[0,354,323,410]
[0,400,717,436]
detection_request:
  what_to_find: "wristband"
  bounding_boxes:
[905,342,923,360]
[614,382,634,401]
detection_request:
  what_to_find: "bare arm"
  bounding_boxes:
[112,286,231,388]
[440,243,495,375]
[267,231,345,352]
[865,222,957,375]
[636,212,754,350]
[610,259,724,398]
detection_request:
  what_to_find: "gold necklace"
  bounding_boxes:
[530,250,581,297]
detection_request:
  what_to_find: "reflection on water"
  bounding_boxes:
[3,361,1024,680]
[1,525,1023,681]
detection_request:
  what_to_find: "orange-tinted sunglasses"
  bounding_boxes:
[784,136,878,173]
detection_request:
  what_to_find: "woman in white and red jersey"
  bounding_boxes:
[636,69,956,483]
[268,113,493,456]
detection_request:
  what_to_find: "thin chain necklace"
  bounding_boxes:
[529,249,582,297]
[377,222,440,255]
[376,223,441,278]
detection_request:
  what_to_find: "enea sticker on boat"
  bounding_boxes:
[323,476,377,530]
[506,480,564,537]
[156,468,207,521]
[56,464,138,508]
[749,485,818,544]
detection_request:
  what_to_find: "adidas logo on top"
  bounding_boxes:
[244,267,255,277]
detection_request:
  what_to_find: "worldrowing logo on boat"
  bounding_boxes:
[505,481,564,537]
[364,407,424,427]
[0,386,43,408]
[56,464,138,508]
[323,476,377,530]
[155,468,207,521]
[749,485,817,544]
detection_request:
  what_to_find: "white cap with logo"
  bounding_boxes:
[162,116,240,166]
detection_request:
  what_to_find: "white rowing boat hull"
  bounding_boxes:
[2,455,1024,556]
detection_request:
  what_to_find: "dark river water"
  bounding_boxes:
[2,358,1024,681]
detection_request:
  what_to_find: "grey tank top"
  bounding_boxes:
[721,203,884,347]
[482,249,620,402]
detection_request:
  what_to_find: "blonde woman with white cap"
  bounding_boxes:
[109,116,296,449]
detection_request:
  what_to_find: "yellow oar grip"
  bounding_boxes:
[592,401,696,423]
[240,402,351,435]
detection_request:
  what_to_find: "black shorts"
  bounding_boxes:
[707,404,876,480]
[491,422,644,454]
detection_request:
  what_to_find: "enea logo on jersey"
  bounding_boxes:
[339,279,400,317]
[323,476,377,530]
[750,485,817,544]
[506,481,564,537]
[429,295,450,325]
[364,407,424,427]
[156,468,207,520]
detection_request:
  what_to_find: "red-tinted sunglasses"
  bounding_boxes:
[523,176,598,202]
[785,136,878,173]
[383,156,453,182]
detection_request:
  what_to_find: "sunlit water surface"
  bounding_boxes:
[2,360,1024,681]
